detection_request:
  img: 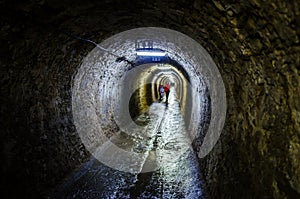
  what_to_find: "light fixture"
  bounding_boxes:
[136,49,166,57]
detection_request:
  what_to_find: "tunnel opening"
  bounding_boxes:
[127,58,194,129]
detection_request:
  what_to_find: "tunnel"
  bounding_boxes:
[1,0,300,199]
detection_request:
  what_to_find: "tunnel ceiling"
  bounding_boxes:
[1,0,300,199]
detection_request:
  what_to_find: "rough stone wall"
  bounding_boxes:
[0,0,299,198]
[0,1,93,198]
[194,0,300,198]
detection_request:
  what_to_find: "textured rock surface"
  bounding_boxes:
[0,0,299,198]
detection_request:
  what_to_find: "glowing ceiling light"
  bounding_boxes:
[136,50,166,57]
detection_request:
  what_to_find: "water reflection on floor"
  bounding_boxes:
[53,88,204,199]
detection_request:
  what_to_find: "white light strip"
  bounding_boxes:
[136,51,166,56]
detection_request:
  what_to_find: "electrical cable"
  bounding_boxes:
[61,30,135,66]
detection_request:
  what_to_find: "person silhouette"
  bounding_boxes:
[163,83,170,104]
[159,85,164,101]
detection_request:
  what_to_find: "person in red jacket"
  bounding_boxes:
[164,83,170,104]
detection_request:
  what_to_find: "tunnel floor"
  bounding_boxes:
[54,88,203,199]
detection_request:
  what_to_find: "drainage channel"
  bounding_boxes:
[123,88,204,199]
[125,103,167,199]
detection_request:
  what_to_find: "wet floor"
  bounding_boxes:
[53,88,204,199]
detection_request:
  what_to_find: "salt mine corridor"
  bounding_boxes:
[54,27,226,198]
[1,0,300,199]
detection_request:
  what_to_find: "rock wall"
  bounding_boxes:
[194,0,300,198]
[0,0,299,198]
